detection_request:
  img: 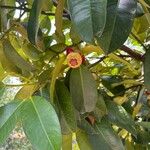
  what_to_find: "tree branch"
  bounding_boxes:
[120,45,144,62]
[0,5,70,19]
[88,56,107,68]
[89,45,144,68]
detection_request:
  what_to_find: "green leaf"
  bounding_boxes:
[79,118,124,150]
[144,49,150,90]
[101,75,126,96]
[62,134,72,150]
[132,13,150,42]
[105,98,137,136]
[3,39,35,72]
[0,100,25,145]
[70,65,98,113]
[40,16,51,35]
[133,129,150,144]
[59,115,72,134]
[138,121,150,129]
[68,0,107,43]
[22,41,41,61]
[76,129,92,150]
[94,93,107,120]
[90,120,124,150]
[27,0,46,44]
[50,43,67,53]
[97,0,137,53]
[135,3,144,17]
[145,0,150,6]
[0,42,19,73]
[125,139,134,150]
[21,96,61,150]
[15,84,38,99]
[55,80,77,132]
[70,25,81,44]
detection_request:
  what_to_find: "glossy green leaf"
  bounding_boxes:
[138,121,150,129]
[68,0,107,43]
[70,65,98,113]
[0,100,25,145]
[76,129,92,150]
[135,3,144,17]
[144,49,150,90]
[3,39,35,72]
[0,0,7,32]
[70,25,81,44]
[55,80,77,132]
[21,96,61,150]
[59,115,72,134]
[0,42,19,72]
[27,0,46,44]
[94,93,107,120]
[97,0,137,53]
[132,13,150,42]
[50,43,67,53]
[40,16,51,35]
[101,75,126,96]
[15,84,38,99]
[22,41,41,61]
[105,99,137,136]
[79,119,124,150]
[90,120,124,150]
[133,129,150,144]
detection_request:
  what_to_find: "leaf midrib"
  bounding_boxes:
[79,67,86,111]
[31,99,54,150]
[95,124,116,150]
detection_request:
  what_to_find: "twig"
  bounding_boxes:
[120,45,144,62]
[88,56,107,68]
[0,5,70,19]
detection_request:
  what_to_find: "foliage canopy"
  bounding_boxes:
[0,0,150,149]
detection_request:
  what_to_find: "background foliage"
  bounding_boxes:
[0,0,150,150]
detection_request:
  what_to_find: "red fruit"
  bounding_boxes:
[66,47,74,55]
[66,52,82,68]
[81,54,86,63]
[79,52,86,63]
